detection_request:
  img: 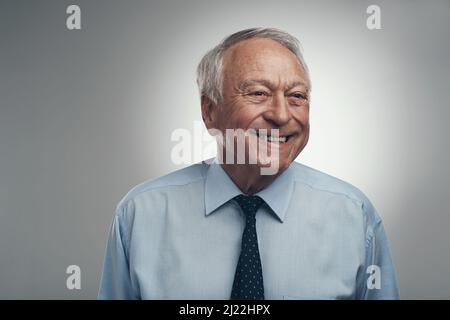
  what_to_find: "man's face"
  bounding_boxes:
[205,37,310,173]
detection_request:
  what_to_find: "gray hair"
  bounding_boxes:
[196,27,311,106]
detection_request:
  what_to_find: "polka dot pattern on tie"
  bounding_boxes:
[230,194,265,300]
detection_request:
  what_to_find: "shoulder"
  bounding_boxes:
[290,161,382,225]
[115,160,209,217]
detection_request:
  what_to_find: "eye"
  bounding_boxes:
[252,91,268,96]
[291,93,306,100]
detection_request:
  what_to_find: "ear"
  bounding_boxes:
[201,94,218,130]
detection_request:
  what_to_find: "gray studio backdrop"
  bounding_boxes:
[1,0,449,299]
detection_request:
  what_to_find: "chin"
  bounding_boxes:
[254,155,293,176]
[275,158,293,174]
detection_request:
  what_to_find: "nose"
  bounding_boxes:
[263,92,290,127]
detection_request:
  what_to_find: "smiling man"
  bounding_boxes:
[98,28,399,300]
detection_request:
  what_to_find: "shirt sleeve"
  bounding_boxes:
[356,201,400,300]
[98,207,138,300]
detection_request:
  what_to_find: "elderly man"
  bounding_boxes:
[98,28,399,300]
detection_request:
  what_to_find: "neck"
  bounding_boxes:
[220,163,282,195]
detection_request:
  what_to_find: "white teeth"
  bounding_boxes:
[247,130,290,143]
[268,136,286,143]
[258,134,287,143]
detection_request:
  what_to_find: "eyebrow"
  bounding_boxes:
[238,79,309,91]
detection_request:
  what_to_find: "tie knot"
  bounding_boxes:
[233,194,265,218]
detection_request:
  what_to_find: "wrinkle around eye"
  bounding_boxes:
[244,93,270,103]
[247,90,270,97]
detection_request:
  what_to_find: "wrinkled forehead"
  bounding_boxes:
[222,38,307,86]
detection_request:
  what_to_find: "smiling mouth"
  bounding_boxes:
[248,130,294,144]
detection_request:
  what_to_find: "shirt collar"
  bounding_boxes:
[204,158,295,223]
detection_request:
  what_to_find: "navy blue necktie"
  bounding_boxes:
[230,194,265,300]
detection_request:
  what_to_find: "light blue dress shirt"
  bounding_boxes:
[98,158,399,299]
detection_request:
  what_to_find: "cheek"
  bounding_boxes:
[214,107,243,130]
[229,107,261,128]
[292,107,310,128]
